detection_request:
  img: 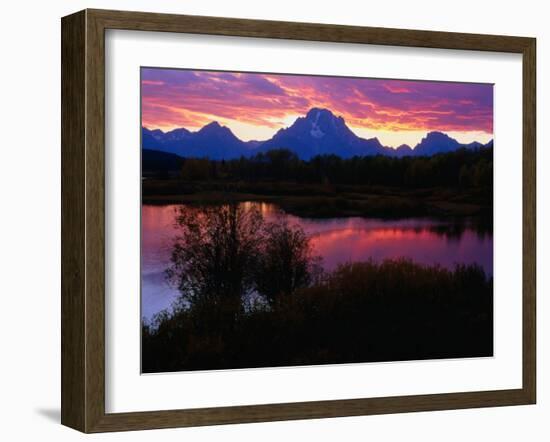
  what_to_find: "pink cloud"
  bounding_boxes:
[141,68,493,136]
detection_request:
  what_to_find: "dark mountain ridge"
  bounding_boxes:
[258,108,388,159]
[142,107,492,160]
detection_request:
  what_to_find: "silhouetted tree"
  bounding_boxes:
[255,219,323,304]
[166,204,264,318]
[166,203,325,312]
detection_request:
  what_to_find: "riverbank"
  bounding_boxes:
[142,179,492,219]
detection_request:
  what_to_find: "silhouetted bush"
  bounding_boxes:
[165,203,322,321]
[166,204,264,323]
[254,218,323,304]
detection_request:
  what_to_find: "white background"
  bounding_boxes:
[0,0,547,440]
[106,30,522,413]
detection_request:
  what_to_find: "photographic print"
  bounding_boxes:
[140,68,494,373]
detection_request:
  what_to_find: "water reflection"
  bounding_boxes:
[141,202,493,320]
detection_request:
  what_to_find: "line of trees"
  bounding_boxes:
[178,147,493,189]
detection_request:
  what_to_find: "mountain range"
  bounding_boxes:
[142,107,493,160]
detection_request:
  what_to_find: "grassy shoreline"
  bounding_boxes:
[142,179,492,219]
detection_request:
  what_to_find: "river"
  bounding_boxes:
[141,202,493,320]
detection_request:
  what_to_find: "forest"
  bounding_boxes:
[144,146,493,189]
[142,147,493,219]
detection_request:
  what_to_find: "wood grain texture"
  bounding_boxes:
[61,8,537,433]
[84,9,107,433]
[61,10,86,432]
[522,38,536,403]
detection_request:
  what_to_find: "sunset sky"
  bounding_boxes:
[141,68,494,148]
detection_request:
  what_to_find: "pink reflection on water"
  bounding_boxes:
[307,225,491,271]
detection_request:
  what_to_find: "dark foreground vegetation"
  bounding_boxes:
[143,147,493,218]
[143,259,493,372]
[142,203,493,373]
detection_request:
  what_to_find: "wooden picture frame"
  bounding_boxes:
[61,8,536,433]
